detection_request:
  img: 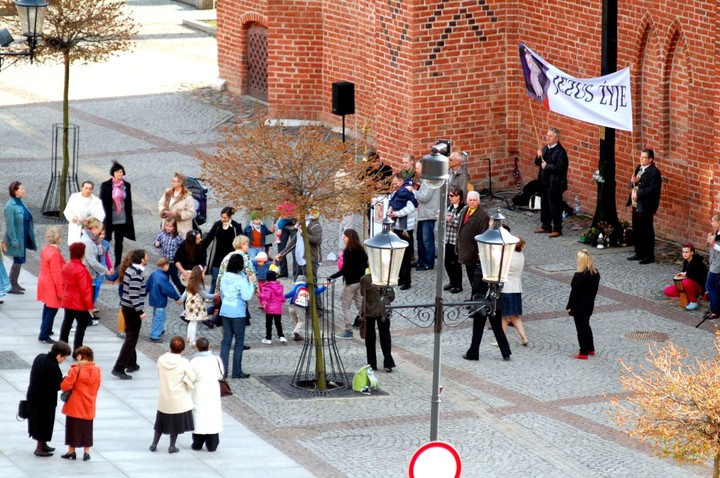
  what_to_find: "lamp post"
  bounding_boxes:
[419,150,448,441]
[0,0,49,67]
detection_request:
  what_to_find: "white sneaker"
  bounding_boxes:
[261,339,272,345]
[279,336,287,343]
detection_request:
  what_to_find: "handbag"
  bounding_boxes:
[17,399,28,421]
[61,364,82,402]
[217,358,232,397]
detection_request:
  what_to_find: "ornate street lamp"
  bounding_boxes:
[364,216,408,289]
[0,0,49,67]
[474,208,519,306]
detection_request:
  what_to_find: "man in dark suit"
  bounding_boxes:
[456,191,490,299]
[534,127,568,237]
[627,148,662,264]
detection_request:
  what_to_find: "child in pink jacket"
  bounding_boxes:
[259,271,286,344]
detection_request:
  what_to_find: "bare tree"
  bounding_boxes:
[612,333,720,478]
[200,117,378,389]
[34,0,137,207]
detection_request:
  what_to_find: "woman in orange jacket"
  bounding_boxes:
[60,346,101,461]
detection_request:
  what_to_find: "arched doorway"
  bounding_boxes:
[246,23,268,102]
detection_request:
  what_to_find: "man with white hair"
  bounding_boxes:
[456,191,490,299]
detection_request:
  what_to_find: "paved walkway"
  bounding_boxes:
[0,1,716,477]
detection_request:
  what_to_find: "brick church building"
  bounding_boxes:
[216,0,714,246]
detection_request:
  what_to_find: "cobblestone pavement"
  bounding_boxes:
[0,1,715,476]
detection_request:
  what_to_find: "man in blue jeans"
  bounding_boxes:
[414,159,440,270]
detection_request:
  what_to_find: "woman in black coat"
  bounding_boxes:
[99,161,136,268]
[566,249,601,360]
[328,229,368,339]
[26,341,72,456]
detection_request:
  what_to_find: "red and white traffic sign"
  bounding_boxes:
[408,441,462,478]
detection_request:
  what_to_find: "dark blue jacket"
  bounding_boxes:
[146,268,180,308]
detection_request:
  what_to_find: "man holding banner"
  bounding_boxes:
[534,127,568,238]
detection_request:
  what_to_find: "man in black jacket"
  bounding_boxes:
[627,149,662,264]
[534,127,568,237]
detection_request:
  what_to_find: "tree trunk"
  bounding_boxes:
[60,50,71,210]
[302,226,326,390]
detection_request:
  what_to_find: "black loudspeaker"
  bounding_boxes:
[332,81,355,116]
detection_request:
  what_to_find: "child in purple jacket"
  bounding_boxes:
[258,271,286,344]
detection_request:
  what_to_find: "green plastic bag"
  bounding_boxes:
[352,364,379,394]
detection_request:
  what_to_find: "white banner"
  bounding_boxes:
[519,43,633,132]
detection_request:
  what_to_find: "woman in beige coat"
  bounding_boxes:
[158,172,196,237]
[150,336,196,453]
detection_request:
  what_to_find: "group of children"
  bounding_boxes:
[146,220,315,347]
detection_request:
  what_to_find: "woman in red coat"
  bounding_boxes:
[60,345,101,461]
[58,243,94,352]
[37,226,66,344]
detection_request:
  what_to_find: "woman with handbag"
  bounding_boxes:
[26,341,72,457]
[59,346,102,461]
[189,337,224,451]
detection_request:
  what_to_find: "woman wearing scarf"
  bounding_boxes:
[79,218,114,322]
[99,161,136,268]
[4,181,37,294]
[158,172,196,237]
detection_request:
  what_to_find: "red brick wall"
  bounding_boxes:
[216,0,719,245]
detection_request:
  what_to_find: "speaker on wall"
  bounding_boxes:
[332,81,355,116]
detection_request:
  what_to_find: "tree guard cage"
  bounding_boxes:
[42,123,80,217]
[292,280,349,390]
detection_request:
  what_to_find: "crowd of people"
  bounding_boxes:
[13,130,717,458]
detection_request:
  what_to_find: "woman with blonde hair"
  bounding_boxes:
[37,227,66,343]
[566,249,601,360]
[159,172,196,237]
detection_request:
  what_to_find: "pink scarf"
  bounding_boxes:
[111,179,124,213]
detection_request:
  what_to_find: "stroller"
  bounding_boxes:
[186,177,208,230]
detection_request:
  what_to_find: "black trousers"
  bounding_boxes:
[59,309,89,353]
[632,208,655,260]
[265,313,284,340]
[113,306,141,372]
[365,315,395,370]
[463,262,488,299]
[539,188,564,233]
[110,222,132,269]
[394,229,414,286]
[465,307,511,360]
[444,243,463,290]
[572,314,595,355]
[192,433,219,452]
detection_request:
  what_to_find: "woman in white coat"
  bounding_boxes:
[63,181,105,245]
[189,337,223,451]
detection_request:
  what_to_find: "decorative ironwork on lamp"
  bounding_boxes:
[0,0,49,68]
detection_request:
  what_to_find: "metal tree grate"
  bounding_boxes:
[625,331,670,342]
